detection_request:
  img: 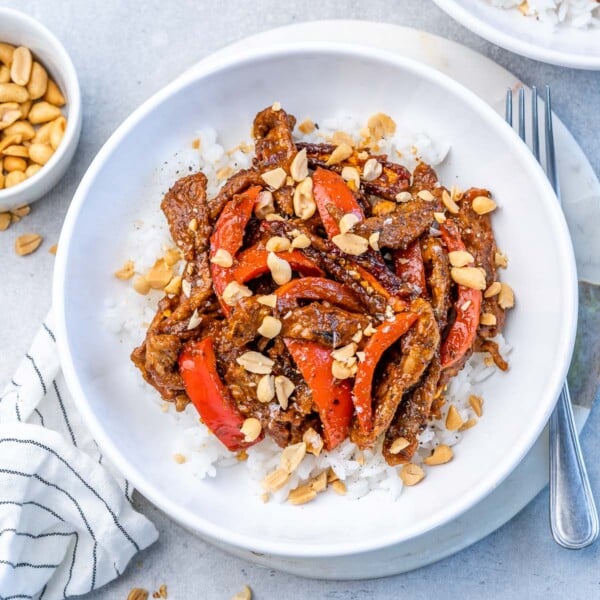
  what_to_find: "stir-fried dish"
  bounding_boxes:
[131,104,511,466]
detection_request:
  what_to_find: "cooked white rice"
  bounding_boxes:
[105,111,511,503]
[487,0,600,28]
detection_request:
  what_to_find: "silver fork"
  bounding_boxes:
[506,87,599,549]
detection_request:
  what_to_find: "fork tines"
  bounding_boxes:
[505,85,560,202]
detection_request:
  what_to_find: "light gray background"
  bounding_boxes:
[1,1,599,598]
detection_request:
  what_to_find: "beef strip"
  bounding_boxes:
[421,236,451,332]
[321,258,389,315]
[352,298,440,448]
[263,219,412,313]
[410,161,439,193]
[153,173,215,338]
[214,296,271,354]
[306,230,410,297]
[253,106,297,170]
[352,187,372,215]
[221,358,261,412]
[299,247,392,315]
[265,407,322,448]
[221,355,317,449]
[438,347,474,391]
[243,214,268,249]
[281,303,370,348]
[383,356,442,465]
[452,187,506,338]
[208,168,263,222]
[352,200,435,250]
[273,185,295,217]
[363,159,411,201]
[266,337,314,416]
[296,142,411,200]
[131,296,186,401]
[208,297,268,409]
[131,172,214,408]
[161,172,212,261]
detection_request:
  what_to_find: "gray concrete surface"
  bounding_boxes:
[0,1,599,598]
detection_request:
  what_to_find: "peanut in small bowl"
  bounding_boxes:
[0,8,81,211]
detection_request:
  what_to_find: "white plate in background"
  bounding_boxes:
[433,0,600,70]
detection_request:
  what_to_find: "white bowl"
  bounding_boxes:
[433,0,600,70]
[54,44,577,559]
[0,8,82,211]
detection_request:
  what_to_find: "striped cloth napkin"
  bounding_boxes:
[0,313,158,599]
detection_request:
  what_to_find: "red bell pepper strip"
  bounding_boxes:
[210,185,262,311]
[179,337,262,452]
[277,278,363,450]
[312,167,365,238]
[439,222,482,369]
[353,311,418,434]
[275,277,363,314]
[284,338,354,450]
[232,245,323,284]
[394,241,427,295]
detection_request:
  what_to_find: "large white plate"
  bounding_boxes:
[54,43,577,566]
[433,0,600,70]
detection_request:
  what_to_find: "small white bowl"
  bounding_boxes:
[0,8,82,211]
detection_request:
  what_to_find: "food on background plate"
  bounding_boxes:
[485,0,599,28]
[119,104,514,504]
[0,42,68,191]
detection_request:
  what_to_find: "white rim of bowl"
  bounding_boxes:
[0,7,81,202]
[432,0,600,70]
[53,42,578,557]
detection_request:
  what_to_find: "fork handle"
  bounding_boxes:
[549,382,599,549]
